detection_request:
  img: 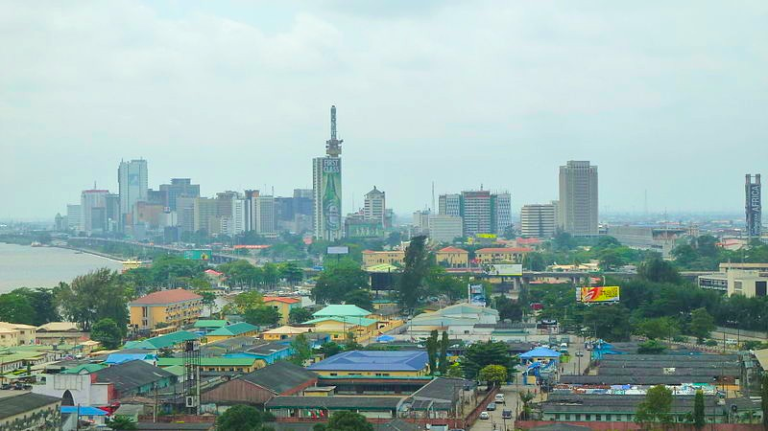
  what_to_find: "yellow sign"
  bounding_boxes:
[476,233,497,239]
[579,286,620,303]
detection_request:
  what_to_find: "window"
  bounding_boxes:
[734,281,743,292]
[757,281,767,297]
[605,414,611,421]
[585,414,591,420]
[330,373,337,376]
[575,414,581,420]
[596,414,601,421]
[555,414,560,420]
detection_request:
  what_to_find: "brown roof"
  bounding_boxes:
[263,297,301,304]
[130,288,202,306]
[476,247,533,253]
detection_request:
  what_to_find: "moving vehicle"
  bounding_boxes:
[487,402,497,411]
[479,412,490,420]
[495,393,505,404]
[725,339,738,346]
[502,409,513,419]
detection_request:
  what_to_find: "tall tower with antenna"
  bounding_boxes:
[313,106,344,241]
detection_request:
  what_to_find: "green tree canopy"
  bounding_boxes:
[582,304,632,342]
[91,318,123,350]
[56,268,130,333]
[289,307,314,325]
[397,235,430,314]
[479,364,508,387]
[693,389,705,430]
[216,404,273,431]
[635,385,673,427]
[0,293,35,325]
[11,288,60,325]
[244,306,281,327]
[343,289,373,311]
[312,260,369,304]
[462,341,514,380]
[322,411,373,431]
[689,307,715,344]
[290,333,312,366]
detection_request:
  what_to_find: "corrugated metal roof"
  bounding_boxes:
[207,322,258,336]
[312,304,372,317]
[308,350,428,372]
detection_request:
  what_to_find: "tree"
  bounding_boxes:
[426,330,438,375]
[438,331,450,375]
[689,307,715,344]
[323,411,373,431]
[635,385,673,428]
[0,293,35,325]
[494,295,523,322]
[289,307,314,325]
[12,288,60,325]
[462,341,514,380]
[762,372,768,429]
[312,260,369,304]
[290,334,312,366]
[638,257,681,284]
[343,289,373,311]
[693,389,705,430]
[581,304,632,341]
[637,340,667,355]
[244,306,281,326]
[636,317,679,340]
[479,364,507,387]
[397,236,430,313]
[342,331,362,351]
[56,268,130,333]
[216,404,272,431]
[107,416,137,430]
[317,342,342,358]
[91,318,123,349]
[425,267,467,301]
[224,291,264,315]
[279,262,304,286]
[196,289,217,316]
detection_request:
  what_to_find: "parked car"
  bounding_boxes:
[502,409,513,419]
[487,402,497,411]
[479,412,490,420]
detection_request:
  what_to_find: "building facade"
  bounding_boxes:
[363,186,386,227]
[118,159,149,231]
[129,289,203,331]
[428,215,463,243]
[159,178,200,211]
[439,191,510,237]
[253,195,276,236]
[80,189,109,234]
[313,106,344,241]
[362,250,405,267]
[520,204,556,238]
[746,174,762,239]
[559,160,598,236]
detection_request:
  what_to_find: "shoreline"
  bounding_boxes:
[50,245,125,263]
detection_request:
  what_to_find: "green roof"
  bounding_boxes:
[193,320,229,329]
[365,264,401,273]
[312,304,371,318]
[61,364,107,374]
[157,357,260,367]
[163,365,186,377]
[124,331,199,350]
[0,351,47,363]
[208,322,259,337]
[303,316,377,327]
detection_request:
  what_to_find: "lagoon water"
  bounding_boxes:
[0,242,122,292]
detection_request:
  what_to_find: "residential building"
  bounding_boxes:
[363,186,386,227]
[263,297,302,325]
[193,320,230,333]
[205,322,260,343]
[520,204,556,238]
[605,225,687,259]
[129,289,203,331]
[159,178,201,211]
[313,106,344,241]
[253,195,276,235]
[36,322,85,345]
[201,362,318,409]
[308,350,430,378]
[157,357,264,374]
[303,316,378,343]
[267,396,401,420]
[0,393,60,431]
[345,213,386,239]
[0,329,19,348]
[428,214,463,243]
[559,160,599,236]
[698,269,768,297]
[436,247,469,268]
[362,250,405,267]
[118,159,149,231]
[81,189,109,234]
[0,322,36,345]
[475,247,532,264]
[439,190,510,236]
[262,326,312,341]
[66,204,82,231]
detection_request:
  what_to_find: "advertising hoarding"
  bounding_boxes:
[469,284,486,307]
[321,158,342,237]
[578,286,620,303]
[747,183,762,237]
[183,249,212,261]
[327,246,349,255]
[489,264,523,276]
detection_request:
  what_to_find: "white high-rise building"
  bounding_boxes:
[428,215,463,243]
[363,186,386,226]
[438,194,461,217]
[118,159,148,231]
[559,160,599,236]
[81,189,109,234]
[520,204,556,238]
[253,195,276,235]
[66,204,82,231]
[492,192,512,235]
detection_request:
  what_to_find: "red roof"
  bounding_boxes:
[476,247,533,253]
[438,247,469,254]
[263,296,301,304]
[130,288,202,305]
[204,269,223,276]
[516,238,541,245]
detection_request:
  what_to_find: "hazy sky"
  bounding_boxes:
[2,1,767,221]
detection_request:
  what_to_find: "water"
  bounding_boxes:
[0,243,123,292]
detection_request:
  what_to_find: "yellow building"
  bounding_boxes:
[475,247,532,264]
[35,322,85,345]
[435,247,469,268]
[262,326,312,341]
[0,323,37,346]
[0,329,19,348]
[262,297,302,325]
[362,250,405,267]
[129,288,203,331]
[205,322,260,343]
[303,316,378,343]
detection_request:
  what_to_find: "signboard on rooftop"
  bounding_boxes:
[577,286,620,303]
[489,264,523,276]
[327,246,349,255]
[183,249,211,261]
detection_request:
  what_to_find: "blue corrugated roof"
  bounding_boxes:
[61,406,107,416]
[104,353,156,365]
[308,350,429,372]
[520,347,562,359]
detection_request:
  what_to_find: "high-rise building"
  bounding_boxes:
[491,192,512,235]
[520,204,556,238]
[243,190,260,232]
[193,197,217,233]
[746,174,762,239]
[253,195,276,235]
[81,189,109,234]
[54,213,66,232]
[66,204,82,231]
[313,106,343,241]
[118,159,148,231]
[105,193,120,232]
[230,199,246,236]
[176,197,196,233]
[160,179,200,211]
[559,160,599,236]
[438,194,461,218]
[428,215,463,243]
[363,186,386,227]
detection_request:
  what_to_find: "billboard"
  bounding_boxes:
[578,286,620,303]
[327,246,349,255]
[489,264,523,276]
[321,158,342,238]
[468,284,486,307]
[746,181,762,237]
[183,249,212,261]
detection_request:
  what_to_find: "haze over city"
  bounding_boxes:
[2,1,767,220]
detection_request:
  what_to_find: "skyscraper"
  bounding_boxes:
[438,190,509,237]
[118,159,148,231]
[558,160,599,236]
[253,195,276,235]
[81,189,109,234]
[746,174,762,239]
[363,186,386,227]
[520,204,556,238]
[491,192,512,235]
[66,204,82,231]
[313,106,343,241]
[160,178,200,211]
[438,194,461,218]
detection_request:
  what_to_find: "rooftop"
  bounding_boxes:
[303,316,378,326]
[241,361,317,395]
[61,364,107,374]
[438,247,468,253]
[93,360,175,393]
[312,304,372,318]
[308,350,429,372]
[129,288,202,306]
[521,347,562,359]
[37,322,80,332]
[193,320,229,329]
[0,393,60,420]
[266,395,402,411]
[207,322,259,337]
[124,331,199,350]
[263,296,301,304]
[476,247,533,253]
[157,357,260,367]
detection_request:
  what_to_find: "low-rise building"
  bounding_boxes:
[540,394,723,423]
[129,288,203,332]
[308,350,430,378]
[263,297,302,325]
[123,330,200,351]
[205,322,260,343]
[0,393,61,431]
[303,316,378,343]
[0,322,36,345]
[435,247,469,268]
[362,250,405,268]
[267,396,402,420]
[157,357,264,374]
[408,303,499,336]
[193,320,230,333]
[36,322,85,346]
[475,247,532,264]
[698,268,768,297]
[262,326,312,341]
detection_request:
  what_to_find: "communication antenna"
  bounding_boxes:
[431,181,435,214]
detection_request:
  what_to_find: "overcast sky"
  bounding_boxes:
[2,1,767,221]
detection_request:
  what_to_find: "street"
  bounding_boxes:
[470,385,519,431]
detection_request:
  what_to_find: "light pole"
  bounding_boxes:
[576,351,584,375]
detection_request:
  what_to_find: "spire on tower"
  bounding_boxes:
[325,105,343,157]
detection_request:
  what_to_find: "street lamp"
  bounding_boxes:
[726,320,740,348]
[575,351,584,375]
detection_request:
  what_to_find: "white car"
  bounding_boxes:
[479,412,490,420]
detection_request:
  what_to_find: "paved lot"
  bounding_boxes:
[470,385,518,431]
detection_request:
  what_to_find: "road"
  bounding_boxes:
[470,385,519,431]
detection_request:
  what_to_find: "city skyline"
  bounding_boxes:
[1,1,767,220]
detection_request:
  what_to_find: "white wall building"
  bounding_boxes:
[520,204,556,238]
